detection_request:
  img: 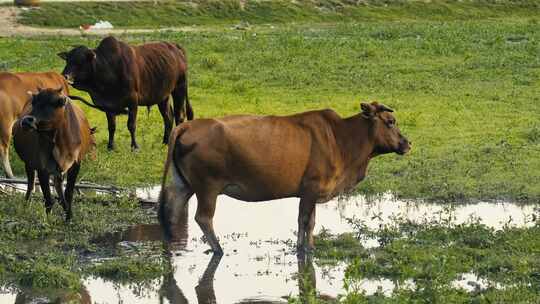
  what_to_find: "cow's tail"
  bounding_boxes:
[184,84,194,121]
[158,124,196,225]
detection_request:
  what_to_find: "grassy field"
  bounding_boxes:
[0,193,167,294]
[2,15,540,201]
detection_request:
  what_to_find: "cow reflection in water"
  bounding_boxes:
[159,202,333,304]
[159,253,326,304]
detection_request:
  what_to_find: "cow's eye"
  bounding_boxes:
[387,120,395,128]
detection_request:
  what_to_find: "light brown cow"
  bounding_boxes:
[0,72,69,178]
[13,88,95,221]
[159,102,411,255]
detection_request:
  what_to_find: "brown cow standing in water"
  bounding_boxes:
[13,88,96,221]
[0,72,68,178]
[159,102,411,255]
[57,36,193,151]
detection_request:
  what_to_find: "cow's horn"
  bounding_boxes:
[378,104,394,113]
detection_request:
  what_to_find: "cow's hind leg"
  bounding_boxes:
[37,170,53,214]
[127,106,139,151]
[158,98,173,144]
[194,188,222,255]
[171,76,193,125]
[106,112,117,151]
[297,197,316,256]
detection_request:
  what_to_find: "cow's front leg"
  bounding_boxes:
[297,197,316,256]
[127,106,139,151]
[53,174,70,221]
[64,162,80,222]
[24,164,35,201]
[194,189,223,255]
[305,205,317,251]
[106,112,116,151]
[37,170,53,214]
[157,98,173,145]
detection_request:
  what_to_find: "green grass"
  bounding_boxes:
[16,0,540,29]
[1,17,539,201]
[0,193,167,293]
[315,213,540,303]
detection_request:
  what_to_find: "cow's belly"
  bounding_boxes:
[221,183,297,202]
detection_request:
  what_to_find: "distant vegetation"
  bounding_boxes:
[17,0,540,28]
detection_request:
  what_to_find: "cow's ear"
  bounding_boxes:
[87,50,96,62]
[57,52,68,60]
[361,102,376,119]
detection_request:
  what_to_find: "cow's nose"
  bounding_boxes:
[21,116,37,130]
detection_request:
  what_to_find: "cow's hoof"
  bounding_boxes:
[107,144,115,151]
[203,248,224,256]
[131,145,140,152]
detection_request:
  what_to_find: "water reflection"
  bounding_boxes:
[158,251,327,304]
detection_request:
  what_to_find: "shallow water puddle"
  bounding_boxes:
[86,192,536,303]
[1,190,536,303]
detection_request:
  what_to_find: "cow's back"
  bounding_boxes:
[96,37,186,106]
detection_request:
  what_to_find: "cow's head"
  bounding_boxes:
[58,46,96,89]
[361,102,411,156]
[22,87,68,132]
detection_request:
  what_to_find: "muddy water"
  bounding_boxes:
[85,192,537,303]
[1,190,537,303]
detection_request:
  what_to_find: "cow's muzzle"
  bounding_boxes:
[397,137,411,155]
[21,115,37,131]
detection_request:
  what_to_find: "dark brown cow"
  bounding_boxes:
[57,36,193,151]
[13,88,96,221]
[159,102,411,255]
[0,72,68,178]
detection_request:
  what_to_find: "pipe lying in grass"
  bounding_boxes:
[0,177,123,193]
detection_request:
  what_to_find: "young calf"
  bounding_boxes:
[159,101,411,255]
[13,88,95,221]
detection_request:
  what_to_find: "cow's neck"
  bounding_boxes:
[335,114,376,184]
